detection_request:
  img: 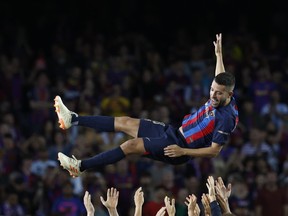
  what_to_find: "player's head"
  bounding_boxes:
[210,72,235,107]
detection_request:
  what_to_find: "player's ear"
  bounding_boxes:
[228,91,233,97]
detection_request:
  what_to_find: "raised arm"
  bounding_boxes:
[83,191,95,216]
[214,33,225,76]
[134,187,144,216]
[215,177,232,214]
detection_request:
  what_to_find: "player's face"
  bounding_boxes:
[210,81,232,107]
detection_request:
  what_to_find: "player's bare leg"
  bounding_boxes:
[114,117,140,138]
[54,95,141,138]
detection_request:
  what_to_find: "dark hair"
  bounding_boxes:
[214,72,235,91]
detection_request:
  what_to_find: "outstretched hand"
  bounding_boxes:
[134,187,144,207]
[164,196,176,216]
[215,177,232,214]
[164,145,184,157]
[83,191,95,216]
[215,177,231,200]
[206,176,216,202]
[185,194,200,216]
[100,187,119,210]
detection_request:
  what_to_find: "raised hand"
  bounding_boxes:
[83,191,95,216]
[206,176,216,202]
[185,194,200,216]
[215,177,232,214]
[134,187,144,216]
[213,33,222,57]
[134,187,144,207]
[201,193,211,216]
[100,187,119,216]
[215,177,231,200]
[164,196,176,216]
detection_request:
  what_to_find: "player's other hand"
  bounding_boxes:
[164,145,184,157]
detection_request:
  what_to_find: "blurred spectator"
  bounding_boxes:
[1,133,21,176]
[101,85,130,116]
[106,159,136,215]
[143,185,167,216]
[249,66,277,112]
[255,171,288,216]
[0,191,25,216]
[240,127,271,159]
[51,181,86,216]
[260,89,288,128]
[27,71,53,133]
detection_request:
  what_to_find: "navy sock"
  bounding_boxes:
[80,147,125,171]
[72,115,115,132]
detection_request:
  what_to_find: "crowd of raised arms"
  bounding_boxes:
[83,176,234,216]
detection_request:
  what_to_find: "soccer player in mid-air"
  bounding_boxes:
[55,33,238,177]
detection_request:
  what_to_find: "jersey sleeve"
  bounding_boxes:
[212,115,235,145]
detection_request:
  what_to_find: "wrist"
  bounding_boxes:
[108,208,117,212]
[182,148,186,156]
[209,195,216,202]
[135,205,143,210]
[108,208,118,216]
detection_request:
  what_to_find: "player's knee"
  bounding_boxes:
[120,139,144,155]
[117,116,132,126]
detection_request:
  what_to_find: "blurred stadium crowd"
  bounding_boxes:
[1,1,288,215]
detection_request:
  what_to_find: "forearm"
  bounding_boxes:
[215,54,225,76]
[183,147,219,158]
[134,206,143,216]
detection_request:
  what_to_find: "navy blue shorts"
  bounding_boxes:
[138,119,190,165]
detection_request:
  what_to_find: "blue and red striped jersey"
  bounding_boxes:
[181,97,238,148]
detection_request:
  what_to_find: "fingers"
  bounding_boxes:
[227,183,232,191]
[100,196,105,205]
[84,191,89,205]
[216,33,222,40]
[135,187,142,193]
[135,187,143,197]
[184,195,191,206]
[206,176,215,194]
[102,187,119,205]
[217,177,224,186]
[107,187,119,198]
[84,191,92,205]
[164,145,180,157]
[164,196,175,206]
[134,187,144,204]
[201,193,210,205]
[156,207,166,216]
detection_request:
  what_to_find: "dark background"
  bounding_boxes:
[0,0,287,53]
